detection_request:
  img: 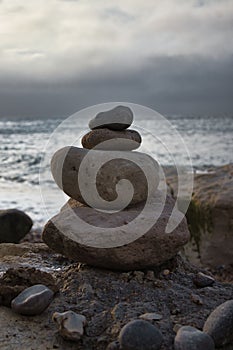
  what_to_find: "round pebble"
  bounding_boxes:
[118,319,163,350]
[203,299,233,347]
[11,284,54,315]
[89,105,133,130]
[81,129,141,150]
[193,272,215,288]
[174,326,215,350]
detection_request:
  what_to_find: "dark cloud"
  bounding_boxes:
[0,55,232,118]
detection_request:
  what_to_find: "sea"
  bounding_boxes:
[0,112,232,230]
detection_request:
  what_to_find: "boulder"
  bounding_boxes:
[81,128,141,151]
[165,164,233,267]
[0,209,33,243]
[89,105,133,130]
[42,192,190,270]
[51,146,160,210]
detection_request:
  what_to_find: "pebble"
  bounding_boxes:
[11,284,54,315]
[89,105,133,130]
[139,313,163,321]
[173,324,182,333]
[106,341,120,350]
[193,272,215,288]
[81,128,141,150]
[190,293,203,305]
[111,302,128,321]
[154,280,165,288]
[203,299,233,347]
[118,319,163,350]
[162,269,170,276]
[52,310,87,341]
[145,270,155,281]
[79,283,94,295]
[174,326,215,350]
[133,271,144,284]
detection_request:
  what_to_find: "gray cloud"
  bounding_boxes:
[0,0,232,117]
[0,55,232,117]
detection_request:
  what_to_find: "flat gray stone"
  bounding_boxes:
[139,313,163,321]
[81,128,141,151]
[42,192,190,270]
[89,105,133,130]
[193,272,215,288]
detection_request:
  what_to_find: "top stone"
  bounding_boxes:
[89,105,133,130]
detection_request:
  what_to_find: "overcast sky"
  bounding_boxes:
[0,0,233,117]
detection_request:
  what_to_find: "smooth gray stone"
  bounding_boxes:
[11,284,54,315]
[0,209,33,243]
[203,300,233,347]
[118,319,163,350]
[81,128,141,151]
[89,105,133,130]
[174,326,215,350]
[51,146,160,210]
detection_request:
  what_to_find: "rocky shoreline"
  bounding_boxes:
[0,106,232,349]
[0,243,233,349]
[0,162,231,348]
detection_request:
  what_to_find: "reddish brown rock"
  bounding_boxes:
[81,128,141,151]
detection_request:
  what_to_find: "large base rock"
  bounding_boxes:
[42,193,190,270]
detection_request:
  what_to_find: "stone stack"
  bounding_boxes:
[42,105,190,270]
[83,105,141,151]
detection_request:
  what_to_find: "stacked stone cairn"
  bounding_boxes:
[42,105,190,270]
